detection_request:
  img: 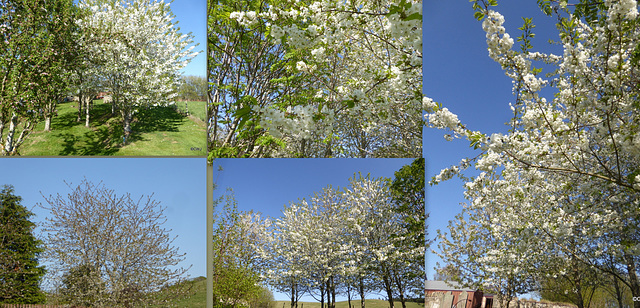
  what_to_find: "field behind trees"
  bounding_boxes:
[272,299,424,308]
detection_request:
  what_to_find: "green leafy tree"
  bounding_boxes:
[208,0,422,158]
[388,158,425,247]
[0,185,46,304]
[211,188,268,308]
[179,75,208,102]
[537,258,601,308]
[0,0,79,155]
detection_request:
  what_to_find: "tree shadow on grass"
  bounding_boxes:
[126,106,186,144]
[50,104,85,130]
[55,104,188,155]
[58,123,120,156]
[133,106,185,132]
[51,101,111,130]
[87,102,117,127]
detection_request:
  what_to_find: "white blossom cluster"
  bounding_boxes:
[229,11,258,27]
[254,104,331,140]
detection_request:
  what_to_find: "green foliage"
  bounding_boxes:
[152,276,207,308]
[0,0,80,155]
[178,75,208,102]
[537,261,635,308]
[0,185,46,304]
[388,158,426,247]
[211,189,265,308]
[248,285,275,308]
[572,0,607,26]
[517,17,536,53]
[59,264,105,306]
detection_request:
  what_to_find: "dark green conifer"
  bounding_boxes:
[0,185,46,304]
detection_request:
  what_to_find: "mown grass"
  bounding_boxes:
[273,299,424,308]
[18,100,206,156]
[175,100,207,122]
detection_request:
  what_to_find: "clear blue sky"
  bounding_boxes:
[424,1,563,280]
[211,158,416,301]
[171,0,206,77]
[0,158,206,283]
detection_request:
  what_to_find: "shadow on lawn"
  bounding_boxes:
[56,103,186,155]
[58,123,120,156]
[124,106,185,144]
[57,102,121,155]
[133,106,184,133]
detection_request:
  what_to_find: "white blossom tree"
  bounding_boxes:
[260,173,424,308]
[40,179,191,307]
[208,0,422,158]
[78,0,198,142]
[425,0,640,306]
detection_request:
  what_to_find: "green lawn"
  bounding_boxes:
[175,100,207,122]
[18,100,206,156]
[164,276,206,308]
[274,299,424,308]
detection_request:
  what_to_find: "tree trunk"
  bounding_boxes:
[331,276,336,308]
[3,113,17,155]
[326,278,332,308]
[290,281,295,308]
[320,281,325,308]
[624,253,640,308]
[77,95,83,122]
[122,109,133,144]
[391,269,407,308]
[85,97,91,127]
[359,277,366,308]
[613,275,625,308]
[44,116,52,131]
[382,274,394,308]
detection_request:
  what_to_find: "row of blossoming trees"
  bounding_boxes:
[425,0,640,308]
[207,0,422,158]
[0,0,196,155]
[212,160,425,308]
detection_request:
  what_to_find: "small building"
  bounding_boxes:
[425,280,494,308]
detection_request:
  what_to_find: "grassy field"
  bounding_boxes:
[175,100,207,122]
[44,276,207,307]
[17,100,206,156]
[164,276,207,308]
[273,299,424,308]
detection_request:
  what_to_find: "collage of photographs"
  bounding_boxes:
[0,0,639,308]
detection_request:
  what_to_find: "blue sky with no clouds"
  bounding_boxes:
[424,0,564,281]
[171,0,206,77]
[0,158,206,281]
